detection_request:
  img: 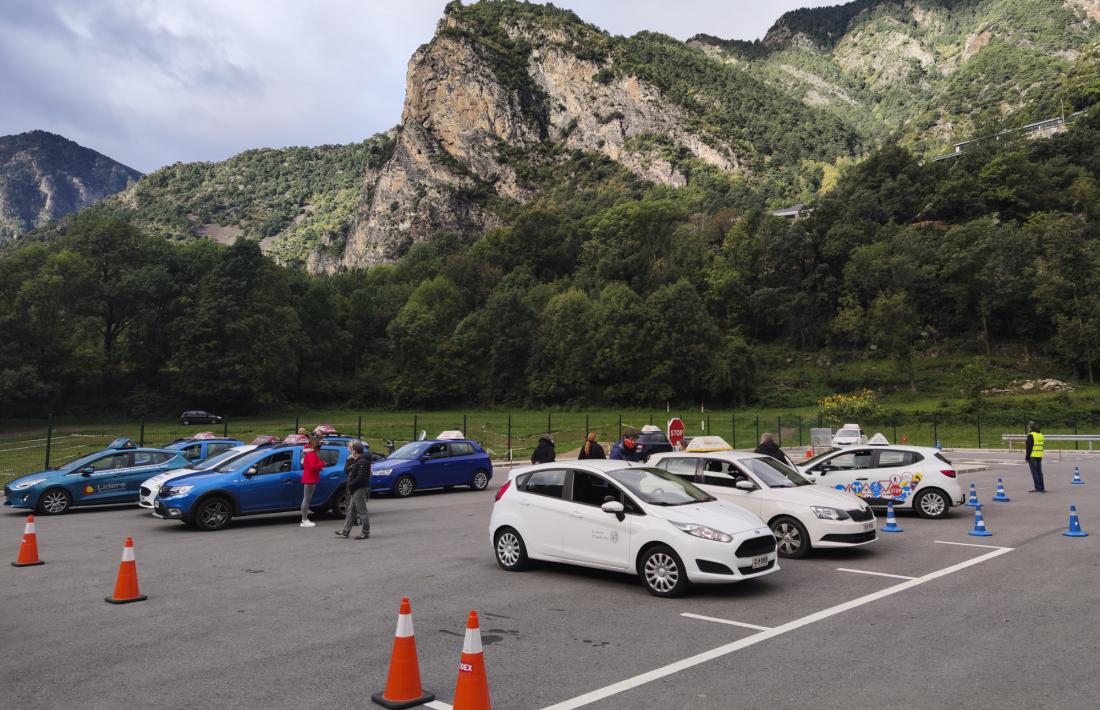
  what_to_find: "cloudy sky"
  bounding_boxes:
[0,0,837,173]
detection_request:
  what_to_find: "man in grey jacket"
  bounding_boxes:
[336,441,372,539]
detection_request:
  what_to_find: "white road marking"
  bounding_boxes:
[934,540,1006,549]
[836,568,916,580]
[679,613,771,631]
[540,544,1013,710]
[425,701,453,710]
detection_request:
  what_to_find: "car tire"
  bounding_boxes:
[915,488,950,519]
[194,496,233,531]
[470,469,490,491]
[494,527,529,571]
[330,488,349,518]
[638,545,689,598]
[393,475,415,498]
[37,488,71,515]
[771,516,811,559]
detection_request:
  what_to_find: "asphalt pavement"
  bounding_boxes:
[2,453,1098,709]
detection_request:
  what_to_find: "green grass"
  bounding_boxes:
[4,398,1100,486]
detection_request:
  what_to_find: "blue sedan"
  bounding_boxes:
[3,438,190,515]
[370,438,492,497]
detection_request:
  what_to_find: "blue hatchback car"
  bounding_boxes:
[370,438,492,497]
[162,436,245,464]
[4,438,190,515]
[152,441,349,530]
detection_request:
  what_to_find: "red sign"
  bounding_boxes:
[667,418,686,446]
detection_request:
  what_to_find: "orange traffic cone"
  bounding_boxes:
[104,537,147,604]
[372,597,434,709]
[804,448,813,459]
[12,515,44,567]
[453,610,491,710]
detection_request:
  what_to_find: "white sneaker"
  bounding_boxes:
[299,520,316,528]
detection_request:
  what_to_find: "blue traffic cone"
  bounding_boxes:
[966,482,979,507]
[1064,504,1089,537]
[881,502,903,533]
[1072,466,1084,485]
[968,504,992,536]
[992,478,1010,502]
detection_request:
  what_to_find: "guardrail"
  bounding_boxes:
[1002,434,1100,451]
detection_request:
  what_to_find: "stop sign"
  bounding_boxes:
[667,418,686,447]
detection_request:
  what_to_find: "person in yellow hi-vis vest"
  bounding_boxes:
[1025,421,1046,493]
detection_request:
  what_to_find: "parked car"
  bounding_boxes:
[490,460,778,597]
[831,424,868,447]
[138,443,259,509]
[648,451,876,558]
[796,445,964,519]
[635,425,674,461]
[162,434,244,463]
[370,438,492,497]
[152,438,349,530]
[4,438,189,515]
[181,410,223,425]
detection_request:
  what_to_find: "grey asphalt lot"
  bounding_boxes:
[2,453,1098,709]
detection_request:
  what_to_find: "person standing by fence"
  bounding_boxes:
[336,441,371,539]
[1025,421,1046,493]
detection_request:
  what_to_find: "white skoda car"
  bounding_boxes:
[138,444,257,509]
[489,460,779,597]
[648,451,876,558]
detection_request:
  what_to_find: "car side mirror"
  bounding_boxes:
[735,480,755,491]
[244,467,257,477]
[601,500,626,521]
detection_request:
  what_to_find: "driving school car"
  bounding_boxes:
[4,438,189,515]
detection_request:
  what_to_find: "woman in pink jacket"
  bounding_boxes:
[300,437,325,528]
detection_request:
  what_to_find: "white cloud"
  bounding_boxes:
[0,0,837,172]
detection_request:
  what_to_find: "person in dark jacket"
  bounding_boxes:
[531,436,556,464]
[578,432,605,460]
[754,433,789,464]
[336,441,372,539]
[619,432,641,462]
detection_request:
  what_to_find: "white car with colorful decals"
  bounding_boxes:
[795,445,964,519]
[491,460,779,597]
[648,451,877,558]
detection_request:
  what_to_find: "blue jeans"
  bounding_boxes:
[1028,458,1045,491]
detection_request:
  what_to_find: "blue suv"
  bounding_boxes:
[371,438,492,497]
[4,438,189,515]
[162,436,245,464]
[153,441,349,531]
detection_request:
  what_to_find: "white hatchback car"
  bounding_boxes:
[796,445,965,519]
[648,451,876,559]
[831,424,868,447]
[138,444,257,509]
[490,460,779,597]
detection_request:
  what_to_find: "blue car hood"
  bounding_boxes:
[7,469,69,487]
[373,458,413,470]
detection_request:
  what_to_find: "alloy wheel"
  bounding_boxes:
[644,552,680,593]
[200,500,229,527]
[774,522,802,556]
[497,532,520,566]
[41,490,69,514]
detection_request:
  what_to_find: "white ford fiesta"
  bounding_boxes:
[648,451,877,559]
[490,460,779,597]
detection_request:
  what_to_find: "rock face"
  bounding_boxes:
[0,131,141,242]
[338,7,739,269]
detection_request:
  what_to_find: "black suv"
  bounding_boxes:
[635,429,674,461]
[181,410,223,425]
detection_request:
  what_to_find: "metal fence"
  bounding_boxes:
[3,412,1097,487]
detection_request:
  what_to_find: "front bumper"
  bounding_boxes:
[152,499,186,520]
[687,534,781,584]
[3,489,35,509]
[810,517,879,548]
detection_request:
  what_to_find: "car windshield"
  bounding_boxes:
[211,452,263,473]
[605,466,715,506]
[836,429,859,437]
[388,442,430,460]
[195,448,249,470]
[55,452,101,471]
[802,448,839,465]
[741,457,812,488]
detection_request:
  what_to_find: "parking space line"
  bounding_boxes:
[425,701,453,710]
[679,613,772,631]
[836,568,916,580]
[540,545,1013,710]
[934,540,1006,549]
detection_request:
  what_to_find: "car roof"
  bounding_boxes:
[651,451,766,462]
[814,444,942,454]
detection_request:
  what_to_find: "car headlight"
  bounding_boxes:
[13,478,47,490]
[671,521,733,543]
[160,485,193,497]
[372,468,392,477]
[811,506,851,520]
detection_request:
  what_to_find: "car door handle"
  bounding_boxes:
[570,511,583,518]
[283,479,295,485]
[518,499,530,506]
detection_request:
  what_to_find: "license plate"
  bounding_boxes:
[862,522,874,531]
[751,555,769,569]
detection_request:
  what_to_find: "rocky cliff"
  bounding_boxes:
[0,131,141,242]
